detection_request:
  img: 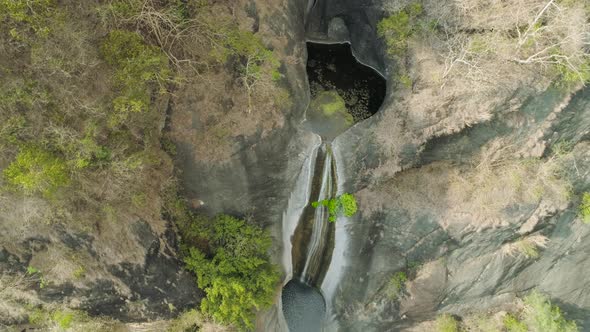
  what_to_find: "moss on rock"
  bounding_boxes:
[307,90,354,139]
[312,90,353,123]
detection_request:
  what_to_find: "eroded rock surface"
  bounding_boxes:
[305,0,590,331]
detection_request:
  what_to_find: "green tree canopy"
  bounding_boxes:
[100,30,169,122]
[4,146,69,196]
[183,215,279,330]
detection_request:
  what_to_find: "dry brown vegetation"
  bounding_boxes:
[360,137,573,231]
[167,0,296,162]
[423,0,590,87]
[0,3,184,328]
[373,0,589,173]
[0,0,297,328]
[502,234,549,258]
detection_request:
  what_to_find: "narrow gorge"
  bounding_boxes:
[280,39,386,331]
[0,0,589,331]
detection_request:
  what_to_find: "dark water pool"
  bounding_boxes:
[282,279,326,332]
[282,41,386,331]
[306,42,386,122]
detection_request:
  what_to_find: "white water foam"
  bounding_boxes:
[281,136,322,280]
[321,139,350,330]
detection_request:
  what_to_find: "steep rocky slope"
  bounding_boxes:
[305,0,590,330]
[0,1,202,327]
[0,0,588,331]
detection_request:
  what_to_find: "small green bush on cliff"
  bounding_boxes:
[377,3,423,88]
[210,27,281,112]
[182,214,279,330]
[500,291,578,332]
[579,192,590,224]
[4,146,69,196]
[386,271,408,299]
[522,291,578,332]
[436,314,459,332]
[377,3,423,57]
[431,291,577,332]
[100,30,170,124]
[554,59,590,88]
[504,314,528,332]
[312,192,358,222]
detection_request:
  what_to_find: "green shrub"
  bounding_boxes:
[377,3,423,57]
[4,146,69,196]
[503,314,527,332]
[25,266,48,288]
[312,192,358,222]
[517,239,540,258]
[27,266,40,275]
[131,192,147,208]
[522,291,578,332]
[166,309,203,332]
[399,74,413,88]
[0,0,55,40]
[100,30,170,124]
[183,215,279,330]
[73,266,86,279]
[98,0,142,21]
[339,193,358,217]
[52,310,75,329]
[209,27,278,72]
[554,59,590,88]
[27,307,48,325]
[0,81,51,113]
[386,271,408,299]
[579,192,590,224]
[27,307,87,329]
[66,132,111,170]
[206,22,281,112]
[436,314,459,332]
[0,115,26,144]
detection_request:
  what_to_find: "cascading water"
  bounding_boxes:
[281,138,321,279]
[282,142,334,332]
[301,144,335,285]
[280,40,386,332]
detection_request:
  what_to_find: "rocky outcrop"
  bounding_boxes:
[3,0,586,330]
[170,0,310,227]
[0,207,200,324]
[169,0,313,330]
[304,0,590,330]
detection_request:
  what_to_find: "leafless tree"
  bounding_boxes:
[512,0,590,84]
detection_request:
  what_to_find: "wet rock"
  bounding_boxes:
[327,17,349,41]
[303,0,590,330]
[307,90,354,139]
[282,279,326,332]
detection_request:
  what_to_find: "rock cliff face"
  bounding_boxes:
[0,103,201,325]
[192,0,588,330]
[170,0,311,255]
[1,0,587,330]
[168,0,313,329]
[304,0,590,331]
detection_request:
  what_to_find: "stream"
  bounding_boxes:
[280,41,386,331]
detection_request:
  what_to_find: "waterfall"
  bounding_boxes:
[282,137,321,279]
[281,141,335,332]
[300,144,334,284]
[320,138,349,328]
